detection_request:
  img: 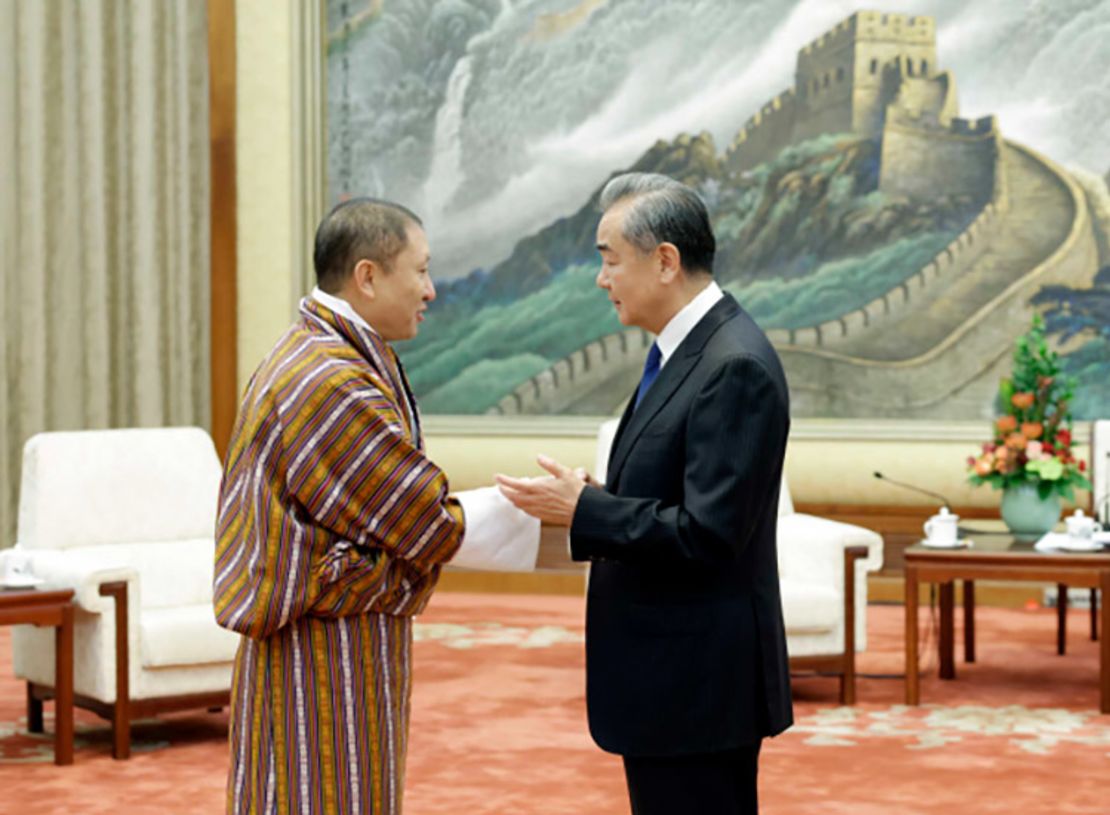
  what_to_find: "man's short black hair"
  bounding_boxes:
[313,198,423,293]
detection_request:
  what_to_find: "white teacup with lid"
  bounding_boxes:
[1065,509,1102,541]
[0,547,34,585]
[923,506,959,545]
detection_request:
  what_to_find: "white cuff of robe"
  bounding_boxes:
[452,486,540,572]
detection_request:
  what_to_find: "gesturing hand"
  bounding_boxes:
[573,466,601,488]
[495,455,589,526]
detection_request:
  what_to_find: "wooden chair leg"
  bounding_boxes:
[27,683,43,733]
[1057,583,1068,655]
[99,581,131,760]
[841,546,868,706]
[840,655,857,705]
[112,698,131,760]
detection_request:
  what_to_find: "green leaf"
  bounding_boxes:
[998,378,1015,408]
[1026,458,1065,481]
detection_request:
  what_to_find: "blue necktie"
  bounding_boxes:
[634,342,662,410]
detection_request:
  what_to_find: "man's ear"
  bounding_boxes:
[352,258,378,300]
[657,242,681,283]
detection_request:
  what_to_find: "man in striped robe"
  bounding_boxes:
[215,198,479,814]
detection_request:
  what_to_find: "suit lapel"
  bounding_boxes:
[605,354,700,490]
[606,295,742,490]
[604,388,639,492]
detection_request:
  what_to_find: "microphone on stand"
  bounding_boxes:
[873,471,952,510]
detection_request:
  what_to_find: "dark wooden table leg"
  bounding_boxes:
[905,566,919,705]
[1101,572,1110,714]
[939,581,955,680]
[963,579,976,663]
[27,683,43,733]
[54,604,74,766]
[1057,583,1068,655]
[1092,589,1098,642]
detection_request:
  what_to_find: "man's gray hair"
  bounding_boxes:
[599,172,715,275]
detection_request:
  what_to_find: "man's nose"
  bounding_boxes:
[595,267,608,289]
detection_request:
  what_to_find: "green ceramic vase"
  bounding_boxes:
[1000,483,1061,539]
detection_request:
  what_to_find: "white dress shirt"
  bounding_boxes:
[311,286,378,334]
[654,281,724,368]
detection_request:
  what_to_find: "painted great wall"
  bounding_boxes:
[489,11,1106,419]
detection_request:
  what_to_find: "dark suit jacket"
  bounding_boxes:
[570,293,793,757]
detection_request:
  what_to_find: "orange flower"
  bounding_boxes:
[1021,421,1043,439]
[995,415,1017,434]
[1011,392,1035,410]
[974,457,994,476]
[1005,432,1027,450]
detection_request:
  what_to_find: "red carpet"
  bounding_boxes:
[1,593,1108,813]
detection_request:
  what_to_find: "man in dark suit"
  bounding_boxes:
[496,172,792,814]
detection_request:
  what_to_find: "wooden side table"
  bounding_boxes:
[904,537,1110,713]
[0,588,76,765]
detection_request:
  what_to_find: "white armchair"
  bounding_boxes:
[1094,420,1110,527]
[594,419,884,704]
[776,480,883,703]
[11,427,240,758]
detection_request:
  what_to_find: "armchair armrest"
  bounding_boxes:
[777,513,883,585]
[21,549,140,614]
[20,550,138,758]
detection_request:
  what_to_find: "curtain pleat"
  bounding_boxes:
[0,1,14,549]
[1,0,210,542]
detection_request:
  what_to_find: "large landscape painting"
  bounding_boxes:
[325,0,1110,419]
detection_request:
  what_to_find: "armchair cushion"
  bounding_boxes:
[778,581,839,633]
[140,606,241,668]
[17,427,220,550]
[85,540,216,610]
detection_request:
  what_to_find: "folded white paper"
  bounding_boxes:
[1034,533,1069,551]
[1034,532,1103,552]
[452,486,540,572]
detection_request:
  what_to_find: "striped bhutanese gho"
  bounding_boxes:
[214,296,465,814]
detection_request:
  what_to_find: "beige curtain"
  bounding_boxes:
[0,0,210,543]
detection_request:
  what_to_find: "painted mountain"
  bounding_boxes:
[326,0,1110,419]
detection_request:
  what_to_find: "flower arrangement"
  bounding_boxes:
[967,314,1090,500]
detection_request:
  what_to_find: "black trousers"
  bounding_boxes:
[622,742,762,815]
